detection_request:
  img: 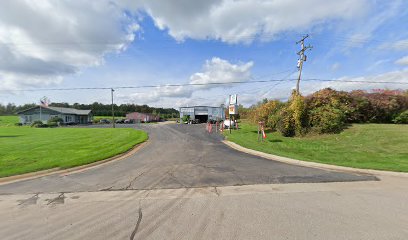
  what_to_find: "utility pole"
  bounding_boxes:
[296,34,313,95]
[111,88,115,128]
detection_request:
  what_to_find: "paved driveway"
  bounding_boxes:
[0,123,376,194]
[3,123,407,240]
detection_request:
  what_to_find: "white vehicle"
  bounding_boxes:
[223,119,236,129]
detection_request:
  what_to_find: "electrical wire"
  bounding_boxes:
[4,77,407,93]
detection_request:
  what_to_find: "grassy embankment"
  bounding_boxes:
[224,121,408,172]
[0,116,147,177]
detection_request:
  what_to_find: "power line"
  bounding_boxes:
[4,78,408,92]
[302,78,408,85]
[5,80,294,92]
[2,33,406,46]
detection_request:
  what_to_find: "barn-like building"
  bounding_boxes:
[179,106,225,123]
[126,112,160,123]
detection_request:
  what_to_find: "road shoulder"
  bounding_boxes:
[223,140,408,177]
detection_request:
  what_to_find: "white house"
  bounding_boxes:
[17,106,93,125]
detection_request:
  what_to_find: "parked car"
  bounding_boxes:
[223,119,235,129]
[187,119,200,124]
[99,119,111,124]
[115,119,125,124]
[124,119,133,124]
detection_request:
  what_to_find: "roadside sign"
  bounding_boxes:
[229,94,237,105]
[229,104,238,114]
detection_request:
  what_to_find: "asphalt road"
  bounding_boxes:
[1,176,408,240]
[0,123,376,194]
[2,123,407,240]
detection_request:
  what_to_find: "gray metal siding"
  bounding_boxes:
[179,106,225,121]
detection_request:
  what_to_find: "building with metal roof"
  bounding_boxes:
[179,106,225,123]
[17,106,93,125]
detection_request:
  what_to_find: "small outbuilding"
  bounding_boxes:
[126,112,160,123]
[179,106,225,123]
[18,106,93,125]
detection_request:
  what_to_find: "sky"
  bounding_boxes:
[0,0,408,108]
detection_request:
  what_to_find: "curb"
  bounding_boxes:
[222,140,408,178]
[0,141,148,186]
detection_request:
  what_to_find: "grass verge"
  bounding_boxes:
[0,127,147,177]
[224,122,408,172]
[0,116,19,127]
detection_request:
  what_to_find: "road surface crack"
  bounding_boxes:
[46,193,65,205]
[124,170,151,190]
[214,187,220,197]
[167,171,187,188]
[18,193,39,206]
[130,207,143,240]
[100,186,113,191]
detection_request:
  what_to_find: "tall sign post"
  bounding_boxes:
[228,94,238,134]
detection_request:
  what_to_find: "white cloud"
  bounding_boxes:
[128,0,367,44]
[121,57,253,105]
[395,56,408,65]
[337,1,402,52]
[330,63,341,71]
[189,57,253,86]
[0,1,139,91]
[302,70,408,95]
[378,38,408,66]
[389,39,408,51]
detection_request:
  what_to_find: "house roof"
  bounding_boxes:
[17,106,91,115]
[47,106,91,115]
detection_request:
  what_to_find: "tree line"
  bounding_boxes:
[240,88,408,137]
[0,102,179,119]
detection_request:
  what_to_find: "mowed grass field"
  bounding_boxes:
[0,127,148,177]
[0,115,19,127]
[225,122,408,172]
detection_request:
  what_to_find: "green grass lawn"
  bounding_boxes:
[0,116,19,127]
[225,122,408,172]
[0,127,148,177]
[94,116,124,121]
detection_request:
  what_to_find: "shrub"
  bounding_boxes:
[349,90,408,123]
[267,112,281,131]
[48,122,58,128]
[306,88,354,121]
[277,107,295,137]
[182,115,190,122]
[248,100,283,127]
[309,105,346,134]
[276,92,308,137]
[393,110,408,124]
[288,93,308,136]
[14,123,23,126]
[31,120,45,128]
[47,117,63,125]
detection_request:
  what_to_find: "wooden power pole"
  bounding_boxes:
[296,35,313,95]
[111,88,115,128]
